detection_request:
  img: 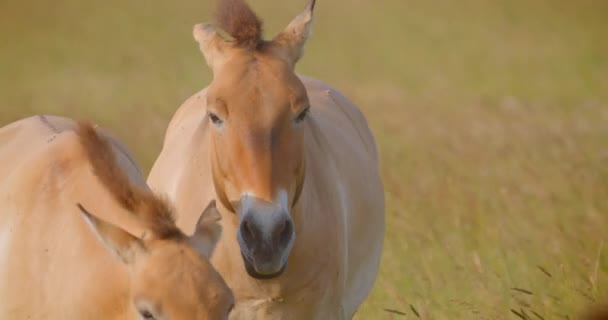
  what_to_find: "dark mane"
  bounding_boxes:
[216,0,263,49]
[76,122,183,240]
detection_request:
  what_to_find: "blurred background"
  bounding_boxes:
[1,0,607,318]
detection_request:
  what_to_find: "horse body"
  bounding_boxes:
[0,116,233,319]
[0,117,128,319]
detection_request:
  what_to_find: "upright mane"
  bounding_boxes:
[77,122,182,240]
[216,0,263,49]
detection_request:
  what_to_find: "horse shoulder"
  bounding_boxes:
[164,88,210,144]
[149,87,209,189]
[148,88,216,231]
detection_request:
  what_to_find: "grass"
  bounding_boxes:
[1,0,607,318]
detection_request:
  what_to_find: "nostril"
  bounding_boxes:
[278,220,293,245]
[241,220,256,242]
[277,220,288,234]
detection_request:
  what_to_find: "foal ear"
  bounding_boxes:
[271,0,316,66]
[193,23,234,74]
[78,204,145,265]
[189,200,223,258]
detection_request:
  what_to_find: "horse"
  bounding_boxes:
[0,116,234,319]
[148,0,385,318]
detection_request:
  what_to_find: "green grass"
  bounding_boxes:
[1,0,607,318]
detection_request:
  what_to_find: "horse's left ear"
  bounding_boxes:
[271,0,316,66]
[189,200,222,258]
[78,204,146,265]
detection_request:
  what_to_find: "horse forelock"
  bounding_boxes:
[216,0,264,49]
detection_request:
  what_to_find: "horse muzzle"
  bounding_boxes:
[236,195,295,279]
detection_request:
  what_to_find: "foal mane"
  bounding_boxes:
[77,122,182,240]
[216,0,263,49]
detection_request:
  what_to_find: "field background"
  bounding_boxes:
[1,0,607,318]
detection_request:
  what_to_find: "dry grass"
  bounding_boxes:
[1,0,607,318]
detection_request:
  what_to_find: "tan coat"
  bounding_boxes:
[149,76,385,319]
[0,116,233,319]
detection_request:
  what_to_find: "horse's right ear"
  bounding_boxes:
[193,23,234,75]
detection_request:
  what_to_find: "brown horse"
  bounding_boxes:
[148,0,385,318]
[0,116,233,319]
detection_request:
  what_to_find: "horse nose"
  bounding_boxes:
[237,196,295,277]
[239,206,294,250]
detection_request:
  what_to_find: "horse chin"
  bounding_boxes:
[241,252,287,280]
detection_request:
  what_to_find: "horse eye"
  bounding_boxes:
[139,310,155,320]
[294,107,310,124]
[208,112,224,126]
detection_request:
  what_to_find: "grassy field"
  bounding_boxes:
[1,0,607,318]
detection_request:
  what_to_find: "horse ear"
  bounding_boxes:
[78,204,146,265]
[271,0,316,66]
[193,23,234,74]
[189,200,223,258]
